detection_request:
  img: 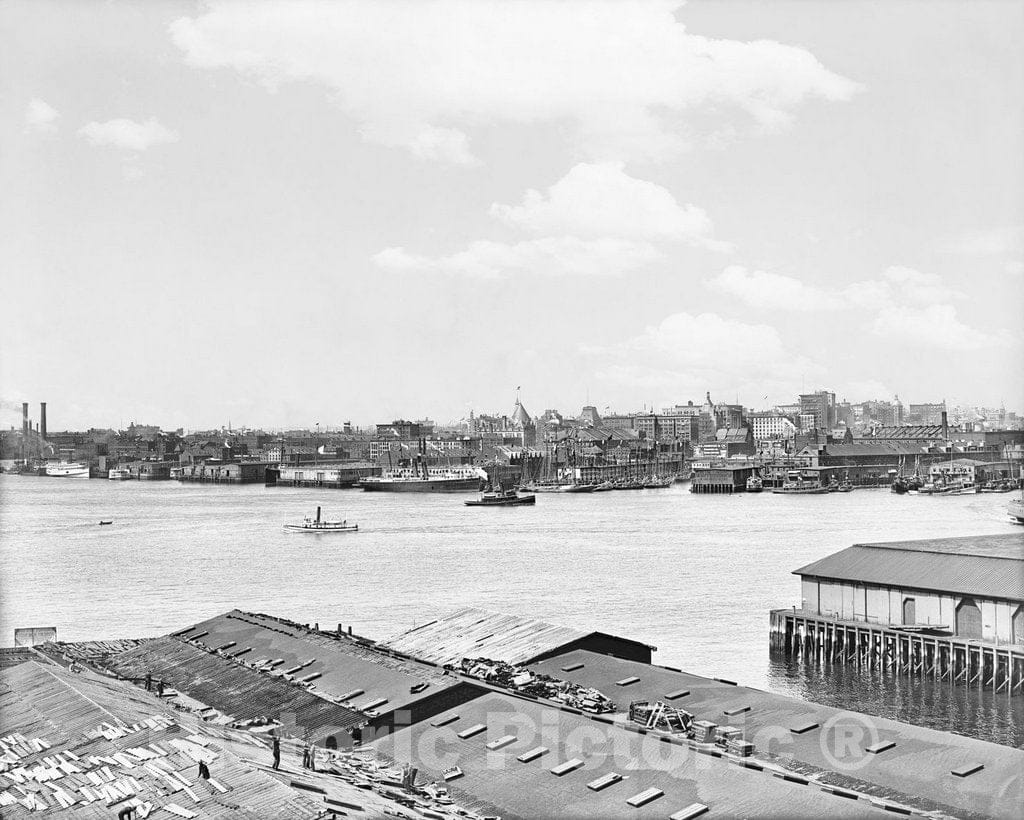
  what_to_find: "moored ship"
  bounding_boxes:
[361,464,487,492]
[1008,495,1024,524]
[45,461,89,478]
[108,467,134,480]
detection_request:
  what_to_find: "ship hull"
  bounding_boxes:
[1008,500,1024,523]
[46,463,89,478]
[361,477,482,492]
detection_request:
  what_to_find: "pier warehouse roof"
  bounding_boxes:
[380,606,655,667]
[104,609,475,741]
[522,649,1024,819]
[794,533,1024,602]
[0,661,327,818]
[369,689,879,820]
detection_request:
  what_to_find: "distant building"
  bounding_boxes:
[799,390,836,431]
[376,420,422,440]
[749,412,796,442]
[578,405,602,427]
[906,401,947,425]
[793,534,1024,643]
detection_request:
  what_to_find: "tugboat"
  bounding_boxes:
[284,507,358,533]
[890,476,909,494]
[772,470,829,495]
[465,486,536,507]
[745,475,763,493]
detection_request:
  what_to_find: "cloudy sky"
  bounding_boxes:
[2,0,1021,431]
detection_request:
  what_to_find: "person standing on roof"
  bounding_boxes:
[271,735,281,770]
[198,760,210,780]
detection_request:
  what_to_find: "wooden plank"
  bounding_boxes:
[670,804,710,820]
[456,724,486,739]
[866,741,896,754]
[586,772,622,791]
[665,689,690,700]
[951,763,984,778]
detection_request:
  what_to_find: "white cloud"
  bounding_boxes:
[871,304,1008,351]
[705,264,965,311]
[374,163,727,278]
[491,162,730,251]
[586,311,824,398]
[25,98,60,132]
[704,265,841,310]
[170,0,862,164]
[78,117,179,151]
[939,225,1023,256]
[374,237,659,279]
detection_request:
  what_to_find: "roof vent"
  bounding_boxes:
[587,772,622,791]
[517,746,549,763]
[550,758,584,776]
[626,787,664,807]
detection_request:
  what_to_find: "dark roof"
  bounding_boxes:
[522,649,1024,819]
[381,606,653,666]
[865,425,946,439]
[104,636,365,739]
[793,534,1024,600]
[165,609,461,714]
[809,441,931,457]
[369,689,876,820]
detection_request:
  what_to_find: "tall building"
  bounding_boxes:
[906,401,946,425]
[799,391,836,431]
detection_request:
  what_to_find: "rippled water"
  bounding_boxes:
[1,474,1021,745]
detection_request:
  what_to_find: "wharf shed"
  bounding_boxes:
[525,649,1024,819]
[381,606,655,666]
[369,690,886,820]
[793,534,1024,642]
[0,661,328,818]
[690,464,755,493]
[104,636,366,744]
[104,609,483,743]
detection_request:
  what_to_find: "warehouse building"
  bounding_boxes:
[793,533,1024,642]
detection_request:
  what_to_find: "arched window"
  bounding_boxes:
[325,735,338,750]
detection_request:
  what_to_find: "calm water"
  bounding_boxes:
[1,475,1021,746]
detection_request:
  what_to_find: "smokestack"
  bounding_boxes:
[40,402,46,440]
[21,402,28,462]
[941,410,948,440]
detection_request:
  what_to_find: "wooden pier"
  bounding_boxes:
[771,609,1024,694]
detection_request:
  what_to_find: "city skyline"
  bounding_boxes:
[2,1,1022,431]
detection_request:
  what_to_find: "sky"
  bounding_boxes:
[1,0,1022,431]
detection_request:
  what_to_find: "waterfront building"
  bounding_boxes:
[12,605,1024,818]
[772,534,1024,702]
[790,534,1023,643]
[376,419,423,439]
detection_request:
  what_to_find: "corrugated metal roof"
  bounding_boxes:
[794,534,1024,600]
[381,606,650,666]
[105,636,364,738]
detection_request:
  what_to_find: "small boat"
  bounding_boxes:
[99,520,113,525]
[465,488,536,507]
[1008,495,1024,524]
[837,482,853,493]
[284,506,358,533]
[108,467,134,480]
[772,470,828,495]
[890,477,909,494]
[746,476,763,493]
[592,481,616,492]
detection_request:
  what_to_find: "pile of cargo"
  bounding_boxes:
[459,658,615,713]
[628,703,756,756]
[628,700,695,734]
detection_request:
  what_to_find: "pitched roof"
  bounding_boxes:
[865,425,946,439]
[793,534,1024,600]
[0,661,325,818]
[381,606,652,666]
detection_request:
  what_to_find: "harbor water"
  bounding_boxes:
[1,475,1021,747]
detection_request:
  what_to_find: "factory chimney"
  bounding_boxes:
[21,402,28,462]
[40,402,47,440]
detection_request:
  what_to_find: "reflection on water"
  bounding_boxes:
[1,474,1021,747]
[768,651,1023,747]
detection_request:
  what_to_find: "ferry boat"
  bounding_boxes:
[108,467,134,480]
[45,461,89,478]
[361,464,487,492]
[465,487,536,507]
[284,507,358,533]
[772,470,828,495]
